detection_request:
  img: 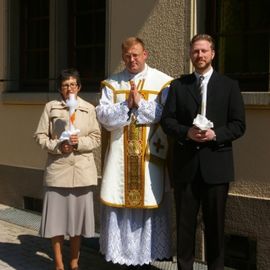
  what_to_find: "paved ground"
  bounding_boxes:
[0,217,143,270]
[0,204,181,270]
[1,204,233,270]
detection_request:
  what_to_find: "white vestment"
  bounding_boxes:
[96,65,173,265]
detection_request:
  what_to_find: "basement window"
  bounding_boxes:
[23,196,43,213]
[225,234,256,270]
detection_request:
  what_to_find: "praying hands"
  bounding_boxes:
[127,80,141,109]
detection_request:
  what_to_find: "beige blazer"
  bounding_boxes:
[34,97,101,188]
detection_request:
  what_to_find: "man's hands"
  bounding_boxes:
[187,126,216,142]
[127,80,141,109]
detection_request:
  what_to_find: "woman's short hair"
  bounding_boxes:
[57,68,81,90]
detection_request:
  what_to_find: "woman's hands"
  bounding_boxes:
[60,134,79,154]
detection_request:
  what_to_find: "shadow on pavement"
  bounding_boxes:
[0,233,162,270]
[0,234,53,270]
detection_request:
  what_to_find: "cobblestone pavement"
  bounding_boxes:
[0,218,138,270]
[0,204,180,270]
[0,204,222,270]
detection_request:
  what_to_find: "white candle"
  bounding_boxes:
[200,82,207,117]
[66,93,78,133]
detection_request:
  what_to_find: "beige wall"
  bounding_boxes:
[0,0,188,212]
[0,96,102,172]
[225,195,270,269]
[0,103,45,169]
[107,0,186,77]
[193,106,270,268]
[231,108,270,199]
[0,0,269,267]
[0,0,188,171]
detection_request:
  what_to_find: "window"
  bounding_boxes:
[206,0,270,92]
[225,234,256,270]
[18,0,106,92]
[20,0,49,91]
[68,0,106,91]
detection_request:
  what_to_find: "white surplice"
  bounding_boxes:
[96,64,173,265]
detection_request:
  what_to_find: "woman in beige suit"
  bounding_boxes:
[34,68,101,270]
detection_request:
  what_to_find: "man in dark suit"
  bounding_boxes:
[161,34,246,270]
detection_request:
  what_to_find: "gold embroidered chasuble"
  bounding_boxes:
[99,68,172,209]
[124,82,149,208]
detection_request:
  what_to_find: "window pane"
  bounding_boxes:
[27,20,49,49]
[26,51,49,79]
[75,0,105,11]
[20,0,49,90]
[76,12,106,45]
[248,0,269,30]
[68,0,106,91]
[214,0,270,91]
[95,12,106,43]
[76,45,105,78]
[76,15,93,45]
[28,0,49,17]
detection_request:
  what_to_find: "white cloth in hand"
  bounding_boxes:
[193,114,214,130]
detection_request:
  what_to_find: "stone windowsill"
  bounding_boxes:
[0,92,101,106]
[242,92,270,108]
[1,91,270,107]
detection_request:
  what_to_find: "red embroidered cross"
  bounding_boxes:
[153,138,164,153]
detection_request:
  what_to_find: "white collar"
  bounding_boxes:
[195,67,213,83]
[125,64,148,81]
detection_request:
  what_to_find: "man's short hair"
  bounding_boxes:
[121,37,146,51]
[190,34,215,50]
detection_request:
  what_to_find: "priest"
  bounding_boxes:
[96,37,173,268]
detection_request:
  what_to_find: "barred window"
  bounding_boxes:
[18,0,106,92]
[206,0,270,92]
[20,0,49,91]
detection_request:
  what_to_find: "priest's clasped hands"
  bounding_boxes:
[127,80,141,109]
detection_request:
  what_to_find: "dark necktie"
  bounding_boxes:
[197,75,205,113]
[198,75,204,95]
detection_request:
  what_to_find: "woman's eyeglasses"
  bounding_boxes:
[61,82,78,90]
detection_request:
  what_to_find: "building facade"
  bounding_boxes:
[0,0,269,269]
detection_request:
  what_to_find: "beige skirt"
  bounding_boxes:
[39,186,95,238]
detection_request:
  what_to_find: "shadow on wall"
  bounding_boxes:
[109,0,158,72]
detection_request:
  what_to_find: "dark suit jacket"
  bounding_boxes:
[161,71,246,184]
